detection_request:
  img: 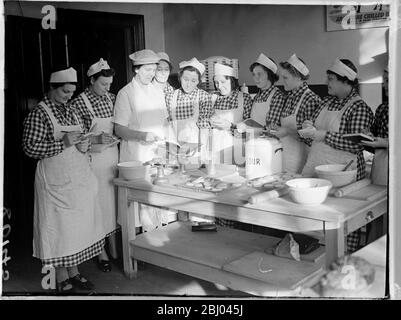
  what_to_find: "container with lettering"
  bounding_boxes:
[245,136,283,180]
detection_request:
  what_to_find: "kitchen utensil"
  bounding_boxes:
[342,160,354,171]
[334,178,371,198]
[315,164,357,187]
[117,161,150,180]
[248,187,289,204]
[285,178,332,205]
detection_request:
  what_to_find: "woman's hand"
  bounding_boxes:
[313,130,327,142]
[272,127,289,138]
[76,138,90,153]
[361,137,388,149]
[210,115,232,130]
[141,132,162,145]
[97,132,115,144]
[62,131,82,148]
[302,120,314,129]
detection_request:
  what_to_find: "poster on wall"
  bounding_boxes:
[326,4,390,32]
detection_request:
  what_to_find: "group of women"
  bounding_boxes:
[22,48,388,294]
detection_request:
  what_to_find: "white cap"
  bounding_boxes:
[50,67,77,83]
[328,58,357,81]
[157,52,170,63]
[287,53,309,77]
[254,53,277,74]
[87,58,111,77]
[213,62,238,79]
[129,49,160,66]
[179,57,205,75]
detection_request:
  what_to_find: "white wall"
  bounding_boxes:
[164,4,388,109]
[4,1,165,52]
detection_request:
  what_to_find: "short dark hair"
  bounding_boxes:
[213,75,240,92]
[158,59,173,72]
[326,59,359,88]
[49,82,77,89]
[279,58,310,81]
[249,62,279,84]
[90,68,116,81]
[179,66,202,84]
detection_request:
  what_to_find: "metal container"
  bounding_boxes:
[245,136,283,180]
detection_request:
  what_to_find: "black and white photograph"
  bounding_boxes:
[1,0,401,304]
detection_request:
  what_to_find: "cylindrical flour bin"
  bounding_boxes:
[245,137,283,180]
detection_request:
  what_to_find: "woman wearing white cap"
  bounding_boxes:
[114,49,175,232]
[209,62,253,166]
[166,57,213,152]
[153,52,175,96]
[277,54,321,174]
[243,53,285,130]
[23,67,104,293]
[300,58,374,253]
[70,58,119,272]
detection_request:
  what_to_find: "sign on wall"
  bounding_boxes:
[326,4,390,31]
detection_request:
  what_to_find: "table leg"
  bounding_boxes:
[324,222,345,268]
[118,186,137,279]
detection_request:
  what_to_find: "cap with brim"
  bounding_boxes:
[179,57,205,75]
[157,52,172,69]
[254,53,277,74]
[87,58,111,77]
[286,53,309,77]
[328,58,357,81]
[129,49,160,66]
[50,67,77,83]
[214,62,238,79]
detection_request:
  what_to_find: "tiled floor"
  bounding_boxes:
[2,250,251,298]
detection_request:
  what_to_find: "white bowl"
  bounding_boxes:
[285,178,332,205]
[315,164,357,187]
[117,161,150,180]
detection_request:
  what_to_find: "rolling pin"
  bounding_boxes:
[334,178,371,198]
[248,187,289,204]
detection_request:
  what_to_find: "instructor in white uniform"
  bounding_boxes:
[23,67,104,293]
[114,49,174,232]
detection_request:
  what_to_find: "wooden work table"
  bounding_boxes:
[115,175,387,296]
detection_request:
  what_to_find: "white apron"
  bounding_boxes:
[280,89,310,174]
[119,78,171,163]
[81,92,118,237]
[117,79,175,231]
[371,148,388,185]
[302,96,360,177]
[33,102,103,260]
[250,87,278,125]
[211,92,244,165]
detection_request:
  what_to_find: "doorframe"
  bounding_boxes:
[57,8,145,83]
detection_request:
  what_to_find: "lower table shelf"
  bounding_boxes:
[130,221,326,295]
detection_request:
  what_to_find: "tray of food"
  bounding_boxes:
[247,172,303,190]
[173,175,244,194]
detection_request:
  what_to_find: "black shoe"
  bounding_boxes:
[69,274,95,291]
[97,259,112,272]
[56,279,75,295]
